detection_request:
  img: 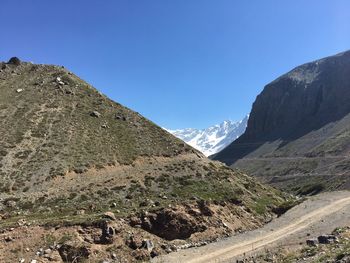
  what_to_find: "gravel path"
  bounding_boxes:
[153,191,350,263]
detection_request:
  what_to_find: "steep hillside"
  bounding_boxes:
[0,58,288,262]
[167,116,248,156]
[213,50,350,194]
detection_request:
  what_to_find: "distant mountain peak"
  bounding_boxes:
[166,115,248,156]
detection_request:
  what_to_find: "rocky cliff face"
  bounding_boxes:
[213,50,350,193]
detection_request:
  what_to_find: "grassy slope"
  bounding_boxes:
[0,61,194,193]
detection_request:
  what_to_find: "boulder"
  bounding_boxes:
[58,243,90,263]
[90,111,101,118]
[55,77,65,85]
[197,200,214,216]
[318,234,337,244]
[142,239,154,252]
[126,234,143,249]
[336,255,350,263]
[103,211,116,221]
[7,57,21,66]
[150,248,160,258]
[99,221,122,244]
[306,238,318,247]
[131,249,150,261]
[44,248,52,254]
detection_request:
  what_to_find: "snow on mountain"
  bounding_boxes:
[167,115,248,156]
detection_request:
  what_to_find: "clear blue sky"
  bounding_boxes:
[1,1,350,129]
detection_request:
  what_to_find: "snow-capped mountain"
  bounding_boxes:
[167,115,248,156]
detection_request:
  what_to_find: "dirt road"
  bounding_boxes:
[153,191,350,263]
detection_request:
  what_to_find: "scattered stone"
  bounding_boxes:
[306,238,318,247]
[142,239,154,252]
[129,216,142,227]
[337,255,350,263]
[5,236,13,242]
[44,248,52,254]
[75,209,85,215]
[103,211,116,221]
[30,260,37,263]
[126,234,143,249]
[131,249,150,261]
[165,247,172,253]
[188,208,201,217]
[16,89,23,93]
[197,200,214,216]
[111,253,117,259]
[139,200,149,207]
[55,77,65,85]
[99,221,122,244]
[90,111,101,118]
[115,114,127,121]
[17,219,27,226]
[19,258,25,263]
[150,248,160,258]
[6,200,16,208]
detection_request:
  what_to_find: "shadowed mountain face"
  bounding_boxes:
[213,50,350,193]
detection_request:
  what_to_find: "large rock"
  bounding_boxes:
[58,243,90,262]
[306,238,318,247]
[7,57,21,66]
[317,234,337,244]
[99,220,122,244]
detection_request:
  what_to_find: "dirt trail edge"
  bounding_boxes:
[153,191,350,263]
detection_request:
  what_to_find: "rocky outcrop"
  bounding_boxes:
[58,243,90,263]
[133,208,207,240]
[213,50,350,192]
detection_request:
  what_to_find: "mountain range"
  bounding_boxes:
[167,116,248,156]
[213,50,350,194]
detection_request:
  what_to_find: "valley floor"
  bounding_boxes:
[153,191,350,263]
